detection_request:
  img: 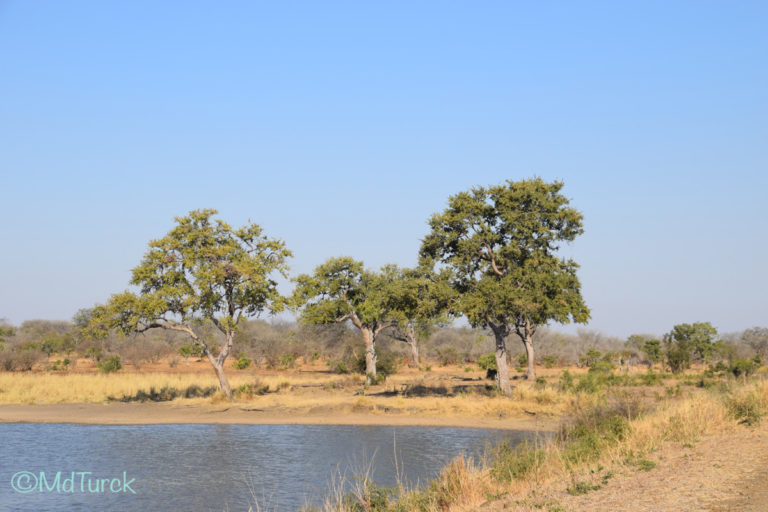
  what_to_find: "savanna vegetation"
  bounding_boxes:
[2,178,767,510]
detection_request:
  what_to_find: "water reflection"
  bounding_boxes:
[0,423,537,511]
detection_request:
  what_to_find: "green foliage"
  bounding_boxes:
[664,322,720,371]
[84,346,104,362]
[560,402,632,464]
[342,482,395,512]
[560,370,575,391]
[97,355,122,373]
[477,353,498,380]
[234,382,270,398]
[49,358,71,371]
[637,370,664,386]
[587,360,616,374]
[729,357,760,378]
[419,178,590,383]
[88,209,291,397]
[330,361,350,374]
[232,354,252,370]
[278,353,297,368]
[352,347,399,379]
[489,441,543,482]
[542,355,557,368]
[566,481,602,496]
[641,338,664,363]
[177,343,203,360]
[725,390,766,426]
[579,348,602,367]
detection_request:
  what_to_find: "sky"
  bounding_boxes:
[1,1,766,337]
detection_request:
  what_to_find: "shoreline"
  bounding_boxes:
[0,402,557,431]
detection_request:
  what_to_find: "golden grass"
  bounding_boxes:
[0,369,573,421]
[306,380,768,512]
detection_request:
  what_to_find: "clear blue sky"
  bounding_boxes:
[1,1,766,337]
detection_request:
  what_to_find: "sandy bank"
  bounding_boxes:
[0,402,556,431]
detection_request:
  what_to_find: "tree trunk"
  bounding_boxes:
[406,326,420,367]
[522,334,536,381]
[211,360,232,399]
[492,326,512,397]
[362,327,377,384]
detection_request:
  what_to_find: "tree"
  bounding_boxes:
[382,266,455,367]
[742,327,768,360]
[291,257,399,384]
[421,178,589,394]
[88,209,291,398]
[664,322,719,372]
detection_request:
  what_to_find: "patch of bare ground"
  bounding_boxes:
[485,422,768,512]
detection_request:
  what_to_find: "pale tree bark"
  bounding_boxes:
[361,327,377,383]
[515,317,537,381]
[489,321,512,397]
[387,324,420,367]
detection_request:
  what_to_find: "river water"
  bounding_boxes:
[0,423,536,511]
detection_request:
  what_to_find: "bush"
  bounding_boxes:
[637,370,664,386]
[0,350,47,371]
[560,370,575,391]
[279,353,297,369]
[234,381,270,398]
[579,348,602,367]
[436,346,460,366]
[729,358,759,378]
[725,390,766,426]
[490,441,543,482]
[98,355,122,373]
[542,355,558,368]
[232,354,252,370]
[115,384,217,402]
[477,353,498,380]
[588,360,616,374]
[352,347,399,378]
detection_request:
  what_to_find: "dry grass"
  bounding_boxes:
[308,380,768,512]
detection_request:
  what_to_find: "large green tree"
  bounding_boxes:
[383,266,455,367]
[664,321,720,371]
[88,209,291,398]
[291,257,399,383]
[421,178,590,394]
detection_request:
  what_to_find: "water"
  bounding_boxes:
[0,423,536,511]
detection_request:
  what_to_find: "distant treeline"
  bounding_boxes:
[0,317,765,374]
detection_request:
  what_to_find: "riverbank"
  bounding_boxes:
[0,401,554,430]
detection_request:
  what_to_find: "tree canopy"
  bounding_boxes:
[421,177,589,393]
[291,257,401,383]
[88,209,291,398]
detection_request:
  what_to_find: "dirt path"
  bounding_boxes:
[0,402,554,431]
[562,423,768,512]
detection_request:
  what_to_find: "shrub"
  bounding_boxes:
[232,354,252,370]
[477,353,498,380]
[588,361,616,374]
[0,350,47,371]
[560,370,575,391]
[234,381,270,398]
[542,355,557,368]
[490,441,543,482]
[637,370,664,386]
[725,390,766,426]
[436,346,460,366]
[97,355,122,373]
[115,384,217,402]
[579,348,602,367]
[729,358,759,378]
[353,347,399,378]
[279,353,297,369]
[84,346,104,362]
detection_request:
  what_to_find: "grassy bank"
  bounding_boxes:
[305,378,768,512]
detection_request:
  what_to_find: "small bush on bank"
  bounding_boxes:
[725,389,766,426]
[97,355,122,373]
[232,354,252,370]
[114,384,218,402]
[490,440,543,482]
[477,353,498,380]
